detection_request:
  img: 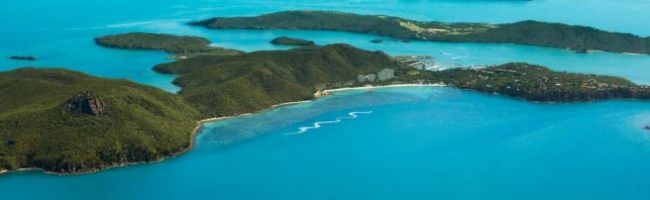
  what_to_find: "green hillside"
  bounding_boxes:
[154,44,401,117]
[0,68,199,174]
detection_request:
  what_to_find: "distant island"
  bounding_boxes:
[4,32,650,175]
[270,36,315,46]
[0,68,199,174]
[370,39,383,44]
[189,10,650,55]
[9,56,36,61]
[95,32,242,59]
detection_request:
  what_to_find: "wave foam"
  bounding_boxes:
[286,111,373,135]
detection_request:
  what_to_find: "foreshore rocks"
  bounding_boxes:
[314,90,331,98]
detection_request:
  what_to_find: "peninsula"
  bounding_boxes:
[190,11,650,55]
[0,68,200,174]
[398,63,650,102]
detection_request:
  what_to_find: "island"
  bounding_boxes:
[189,10,650,55]
[4,32,650,175]
[9,56,36,61]
[370,39,383,44]
[95,32,242,59]
[270,36,316,46]
[0,68,200,174]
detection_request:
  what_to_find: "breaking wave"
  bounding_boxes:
[286,111,373,135]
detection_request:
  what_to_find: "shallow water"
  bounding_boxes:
[3,0,650,199]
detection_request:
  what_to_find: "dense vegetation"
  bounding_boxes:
[397,63,650,102]
[0,68,199,174]
[154,44,401,117]
[95,32,242,57]
[270,36,315,46]
[191,11,650,54]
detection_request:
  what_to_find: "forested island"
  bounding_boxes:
[190,11,650,54]
[3,32,650,175]
[95,32,242,59]
[270,36,315,46]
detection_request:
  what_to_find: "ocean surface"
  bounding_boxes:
[2,0,650,199]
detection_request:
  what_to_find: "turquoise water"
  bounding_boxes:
[3,0,650,199]
[4,87,650,199]
[3,0,650,90]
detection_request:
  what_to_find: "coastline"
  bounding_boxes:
[188,83,445,127]
[322,83,446,93]
[0,83,443,176]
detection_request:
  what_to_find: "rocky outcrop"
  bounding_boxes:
[67,92,107,115]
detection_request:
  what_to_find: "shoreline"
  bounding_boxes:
[322,83,446,93]
[0,83,443,176]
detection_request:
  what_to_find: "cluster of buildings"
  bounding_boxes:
[357,69,395,83]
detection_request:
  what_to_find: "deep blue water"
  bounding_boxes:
[3,0,650,199]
